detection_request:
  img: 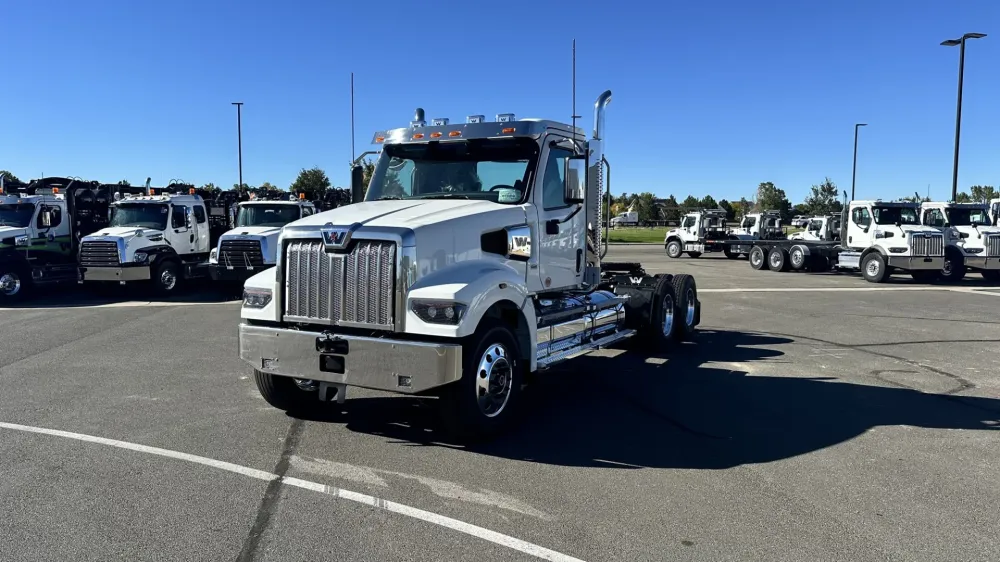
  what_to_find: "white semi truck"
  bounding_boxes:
[917,201,1000,283]
[79,188,229,294]
[208,195,317,285]
[663,208,733,258]
[237,91,703,439]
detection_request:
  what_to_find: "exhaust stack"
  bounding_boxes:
[592,90,612,140]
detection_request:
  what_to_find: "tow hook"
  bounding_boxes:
[315,333,349,354]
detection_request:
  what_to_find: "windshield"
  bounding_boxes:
[365,138,538,204]
[110,203,169,230]
[946,207,991,226]
[0,203,34,227]
[236,204,301,227]
[873,206,919,225]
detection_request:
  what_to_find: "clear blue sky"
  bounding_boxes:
[3,0,998,205]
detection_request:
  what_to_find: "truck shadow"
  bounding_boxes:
[303,329,1000,470]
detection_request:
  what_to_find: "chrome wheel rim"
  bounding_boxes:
[769,252,781,268]
[661,293,675,336]
[791,250,803,267]
[476,343,513,418]
[685,288,696,327]
[160,268,177,290]
[866,259,880,277]
[751,250,762,267]
[0,273,21,296]
[942,259,953,276]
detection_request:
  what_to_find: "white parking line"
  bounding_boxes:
[0,421,585,562]
[700,286,998,294]
[0,300,240,312]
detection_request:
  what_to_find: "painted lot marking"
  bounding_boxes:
[0,299,240,312]
[700,286,1000,295]
[0,421,584,562]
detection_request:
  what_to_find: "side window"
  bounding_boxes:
[923,209,944,227]
[171,205,186,229]
[542,146,572,210]
[851,207,871,227]
[683,216,696,228]
[193,204,207,224]
[302,207,313,217]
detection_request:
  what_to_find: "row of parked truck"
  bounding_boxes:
[663,197,1000,283]
[0,176,351,302]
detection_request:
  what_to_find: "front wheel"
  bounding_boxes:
[254,370,324,415]
[665,240,683,259]
[152,260,181,295]
[671,274,698,340]
[938,252,967,284]
[861,252,889,283]
[0,268,31,303]
[439,320,524,441]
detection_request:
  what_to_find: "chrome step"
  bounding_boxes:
[537,329,636,369]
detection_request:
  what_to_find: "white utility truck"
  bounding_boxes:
[79,188,227,294]
[209,195,316,285]
[787,215,841,242]
[723,210,785,257]
[238,91,703,439]
[663,208,734,258]
[746,198,945,283]
[918,201,1000,283]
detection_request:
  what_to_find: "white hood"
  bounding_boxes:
[86,226,164,240]
[0,225,29,241]
[222,226,283,238]
[284,199,527,276]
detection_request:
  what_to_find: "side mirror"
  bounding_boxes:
[351,165,365,204]
[185,208,192,229]
[41,210,52,227]
[563,157,586,204]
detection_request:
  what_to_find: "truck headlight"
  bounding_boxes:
[209,248,218,264]
[14,235,29,246]
[410,299,467,325]
[133,252,149,264]
[243,288,272,309]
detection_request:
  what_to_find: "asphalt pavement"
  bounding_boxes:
[2,248,999,562]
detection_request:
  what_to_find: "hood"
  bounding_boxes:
[221,226,283,239]
[87,226,164,239]
[0,225,29,240]
[952,224,1000,235]
[895,224,941,235]
[282,199,527,276]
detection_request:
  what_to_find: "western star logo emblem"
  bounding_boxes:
[321,224,351,249]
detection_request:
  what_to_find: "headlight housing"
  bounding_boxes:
[14,235,29,247]
[133,252,149,264]
[209,247,218,264]
[243,288,272,309]
[409,299,467,325]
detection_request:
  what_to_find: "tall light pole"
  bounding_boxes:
[231,102,244,195]
[851,123,867,201]
[941,32,986,202]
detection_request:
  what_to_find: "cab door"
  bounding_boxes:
[192,203,210,255]
[534,137,586,291]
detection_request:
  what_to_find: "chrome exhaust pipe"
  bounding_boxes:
[592,90,612,140]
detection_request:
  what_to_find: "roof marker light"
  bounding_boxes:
[413,133,424,139]
[430,132,442,138]
[501,127,515,134]
[448,131,461,137]
[496,113,515,123]
[431,118,450,126]
[467,115,485,124]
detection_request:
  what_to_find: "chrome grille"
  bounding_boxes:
[220,239,265,268]
[283,239,396,329]
[909,233,944,257]
[80,241,120,267]
[986,234,1000,257]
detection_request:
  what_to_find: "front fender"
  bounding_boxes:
[405,259,534,341]
[240,267,279,322]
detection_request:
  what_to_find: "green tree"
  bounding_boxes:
[117,179,131,186]
[680,195,701,211]
[0,170,21,184]
[954,192,973,203]
[259,181,280,191]
[361,159,376,195]
[802,177,839,214]
[199,183,220,193]
[699,195,718,210]
[289,167,331,200]
[633,192,659,222]
[969,185,998,204]
[754,182,790,217]
[659,195,681,222]
[718,199,735,220]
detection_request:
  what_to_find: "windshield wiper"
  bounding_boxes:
[416,194,472,200]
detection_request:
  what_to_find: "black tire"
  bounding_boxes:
[938,250,967,284]
[640,276,679,349]
[0,267,31,303]
[861,252,889,283]
[152,260,181,295]
[768,247,789,272]
[686,251,702,258]
[788,246,807,271]
[910,270,939,283]
[981,270,1000,282]
[665,240,683,259]
[254,369,324,414]
[439,319,524,442]
[670,274,698,341]
[749,246,767,270]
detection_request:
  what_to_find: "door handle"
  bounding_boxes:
[576,249,583,272]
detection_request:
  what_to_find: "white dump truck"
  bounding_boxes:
[208,195,317,285]
[237,90,703,439]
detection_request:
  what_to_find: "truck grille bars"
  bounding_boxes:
[219,239,265,269]
[908,233,944,257]
[986,234,1000,258]
[80,241,120,267]
[283,239,396,330]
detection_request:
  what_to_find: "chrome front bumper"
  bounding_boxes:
[886,256,944,270]
[80,265,151,282]
[963,256,1000,270]
[238,323,463,394]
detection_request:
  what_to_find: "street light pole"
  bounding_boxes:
[941,32,986,202]
[851,123,867,201]
[231,102,244,195]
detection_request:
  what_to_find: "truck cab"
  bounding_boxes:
[733,211,783,240]
[919,201,1000,282]
[237,91,703,439]
[788,215,841,242]
[839,200,944,282]
[663,209,730,258]
[79,190,219,293]
[209,196,316,284]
